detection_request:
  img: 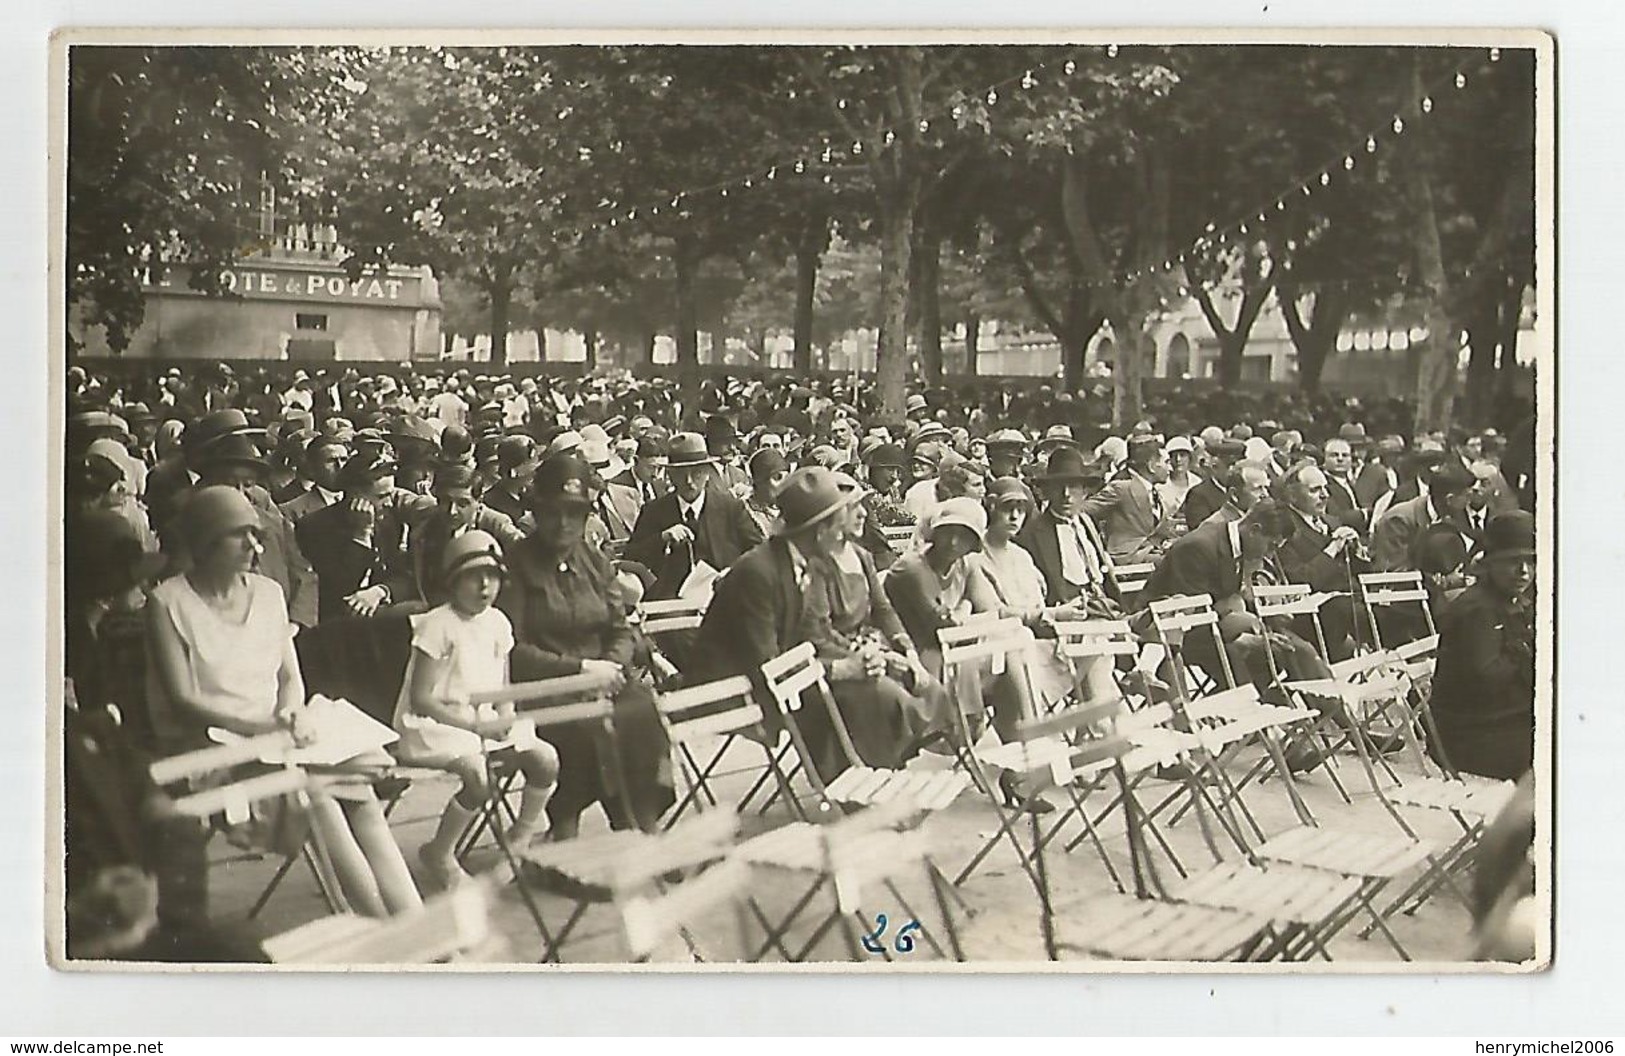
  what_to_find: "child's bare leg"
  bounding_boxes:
[506,743,561,847]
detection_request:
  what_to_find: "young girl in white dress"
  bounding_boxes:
[394,530,561,891]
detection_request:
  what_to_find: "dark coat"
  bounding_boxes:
[623,483,764,600]
[1014,507,1122,607]
[688,538,817,688]
[1429,582,1535,781]
[1138,520,1245,610]
[295,498,414,623]
[1179,477,1228,532]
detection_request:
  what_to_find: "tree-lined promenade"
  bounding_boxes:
[67,43,1537,432]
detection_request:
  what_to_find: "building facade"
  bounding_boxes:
[72,248,442,363]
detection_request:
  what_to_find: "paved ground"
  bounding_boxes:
[207,730,1488,967]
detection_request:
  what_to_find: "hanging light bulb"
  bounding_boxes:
[1063,59,1077,75]
[1107,44,1119,57]
[837,98,848,110]
[1177,285,1188,297]
[1364,135,1376,153]
[1275,200,1286,211]
[793,159,805,173]
[1320,172,1332,186]
[1343,155,1356,170]
[1257,213,1268,224]
[1422,96,1434,113]
[1022,70,1037,89]
[1392,116,1406,134]
[719,188,729,197]
[918,119,930,133]
[1490,47,1501,62]
[951,104,965,121]
[1302,184,1313,196]
[822,173,834,184]
[884,130,896,144]
[1239,223,1249,235]
[766,167,778,180]
[1456,72,1468,89]
[986,88,998,106]
[1204,221,1217,233]
[743,177,753,188]
[852,141,864,156]
[821,146,833,163]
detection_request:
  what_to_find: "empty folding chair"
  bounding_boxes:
[1003,703,1276,963]
[1359,570,1439,651]
[263,882,499,964]
[655,674,803,829]
[736,798,962,962]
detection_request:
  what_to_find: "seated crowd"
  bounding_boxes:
[62,360,1538,960]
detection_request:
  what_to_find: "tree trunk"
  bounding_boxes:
[1193,277,1276,388]
[1107,307,1147,428]
[672,233,701,392]
[536,324,549,363]
[792,212,826,375]
[1280,283,1349,396]
[1403,57,1460,435]
[876,195,917,421]
[583,329,598,372]
[964,312,980,377]
[915,224,943,385]
[487,275,511,367]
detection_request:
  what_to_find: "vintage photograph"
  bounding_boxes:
[53,33,1551,969]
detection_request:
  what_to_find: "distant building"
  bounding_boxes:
[71,225,442,363]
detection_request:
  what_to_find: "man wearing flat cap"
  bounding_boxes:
[624,432,763,601]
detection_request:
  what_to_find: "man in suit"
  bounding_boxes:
[407,463,525,606]
[1320,437,1366,531]
[1179,438,1245,528]
[1138,501,1340,761]
[1429,512,1535,781]
[624,432,764,600]
[1083,436,1179,562]
[1014,445,1122,612]
[1275,463,1371,659]
[1371,462,1478,573]
[609,435,670,507]
[1354,435,1405,511]
[278,435,349,525]
[482,435,539,527]
[690,468,888,776]
[1197,459,1274,527]
[295,451,417,623]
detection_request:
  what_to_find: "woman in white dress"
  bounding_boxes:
[147,486,421,918]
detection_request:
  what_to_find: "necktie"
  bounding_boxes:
[1148,480,1163,523]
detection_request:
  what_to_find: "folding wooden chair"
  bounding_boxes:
[938,615,1039,782]
[735,798,963,962]
[148,732,347,918]
[609,808,750,963]
[1359,570,1439,651]
[655,674,803,829]
[262,881,499,964]
[637,597,707,688]
[1111,561,1157,608]
[1000,703,1279,963]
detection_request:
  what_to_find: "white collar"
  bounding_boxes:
[316,485,342,506]
[679,490,707,519]
[1226,518,1244,563]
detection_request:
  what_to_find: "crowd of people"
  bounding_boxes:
[61,357,1539,962]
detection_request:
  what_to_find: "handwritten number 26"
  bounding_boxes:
[862,914,922,954]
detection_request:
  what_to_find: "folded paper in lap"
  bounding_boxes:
[679,560,720,607]
[209,694,399,767]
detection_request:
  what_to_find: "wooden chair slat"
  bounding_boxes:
[470,670,617,709]
[170,768,309,820]
[150,731,297,786]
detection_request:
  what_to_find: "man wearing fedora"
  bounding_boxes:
[1429,511,1536,781]
[624,432,763,601]
[1015,445,1122,614]
[984,428,1029,480]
